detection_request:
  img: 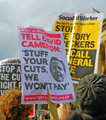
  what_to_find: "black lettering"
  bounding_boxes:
[85,41,90,48]
[90,41,95,48]
[63,33,69,40]
[65,49,69,56]
[25,83,33,90]
[43,59,48,65]
[81,34,85,40]
[55,25,60,31]
[24,74,32,81]
[65,26,70,32]
[40,83,46,89]
[57,84,63,90]
[75,33,80,40]
[34,83,39,90]
[24,50,29,56]
[61,26,65,31]
[24,66,29,72]
[80,41,85,48]
[23,57,29,64]
[41,66,46,73]
[65,41,70,47]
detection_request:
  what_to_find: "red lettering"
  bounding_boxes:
[42,35,46,41]
[28,41,34,47]
[54,46,61,52]
[21,34,41,40]
[21,41,61,52]
[42,42,46,49]
[56,39,61,45]
[34,42,42,48]
[27,34,31,40]
[21,34,26,39]
[31,34,36,40]
[36,34,41,40]
[22,41,27,47]
[42,35,57,45]
[47,38,53,44]
[49,46,53,51]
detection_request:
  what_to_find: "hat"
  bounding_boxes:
[66,110,80,120]
[76,73,106,120]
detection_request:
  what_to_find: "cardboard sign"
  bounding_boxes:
[18,26,76,104]
[52,13,104,83]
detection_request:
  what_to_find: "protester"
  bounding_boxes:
[70,103,75,110]
[0,87,33,120]
[34,111,37,120]
[45,112,50,119]
[57,73,106,120]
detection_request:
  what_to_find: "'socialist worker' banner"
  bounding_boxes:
[18,26,76,104]
[52,13,104,83]
[0,58,21,96]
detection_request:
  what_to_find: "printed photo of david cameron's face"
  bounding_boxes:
[50,57,66,82]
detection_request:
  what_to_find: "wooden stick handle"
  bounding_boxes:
[47,87,58,120]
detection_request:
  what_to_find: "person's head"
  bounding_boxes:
[49,57,66,82]
[76,73,106,120]
[0,88,33,120]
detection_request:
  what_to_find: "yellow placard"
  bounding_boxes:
[54,21,100,51]
[53,15,102,81]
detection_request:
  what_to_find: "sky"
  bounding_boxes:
[0,0,106,60]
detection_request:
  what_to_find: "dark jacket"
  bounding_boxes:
[66,110,80,120]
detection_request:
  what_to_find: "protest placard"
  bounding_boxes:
[0,58,21,96]
[52,13,104,83]
[18,26,76,104]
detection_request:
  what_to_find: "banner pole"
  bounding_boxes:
[47,87,58,120]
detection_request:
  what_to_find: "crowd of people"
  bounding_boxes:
[57,73,106,120]
[0,73,106,120]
